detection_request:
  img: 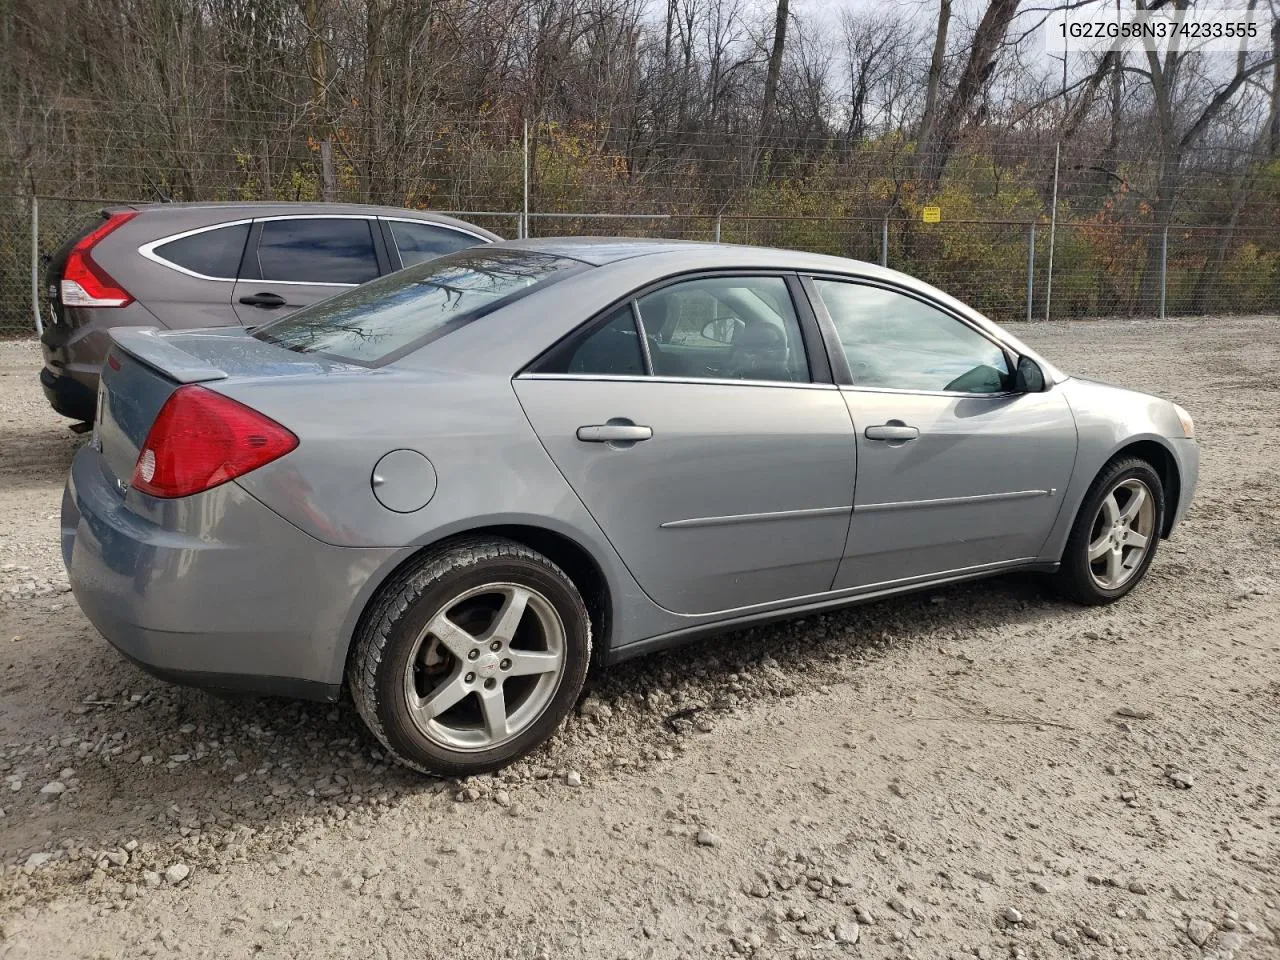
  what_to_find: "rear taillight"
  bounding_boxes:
[131,385,298,499]
[60,211,138,308]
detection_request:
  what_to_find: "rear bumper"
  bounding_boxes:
[62,446,401,701]
[40,366,97,422]
[40,303,164,420]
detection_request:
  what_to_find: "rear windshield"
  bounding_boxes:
[252,248,583,365]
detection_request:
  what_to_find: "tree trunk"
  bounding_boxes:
[848,66,867,143]
[363,0,386,202]
[300,0,334,200]
[916,0,951,169]
[759,0,789,142]
[1136,150,1178,315]
[1103,52,1123,173]
[259,136,273,200]
[1270,20,1280,157]
[918,0,1021,189]
[319,139,336,202]
[1189,188,1246,314]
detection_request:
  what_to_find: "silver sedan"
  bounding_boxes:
[61,239,1198,776]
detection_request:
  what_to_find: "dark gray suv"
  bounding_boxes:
[40,202,499,421]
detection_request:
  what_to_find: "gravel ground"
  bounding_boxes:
[1,317,1278,960]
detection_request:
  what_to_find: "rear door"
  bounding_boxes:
[137,219,251,327]
[514,273,857,616]
[232,216,388,324]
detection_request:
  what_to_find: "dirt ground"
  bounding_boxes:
[1,316,1277,960]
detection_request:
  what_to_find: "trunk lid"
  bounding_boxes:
[97,326,358,488]
[96,345,183,486]
[123,326,355,379]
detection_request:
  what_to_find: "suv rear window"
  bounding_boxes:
[252,248,583,365]
[389,220,483,265]
[152,223,250,279]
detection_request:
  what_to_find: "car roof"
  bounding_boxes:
[493,236,715,265]
[107,201,501,238]
[495,235,894,277]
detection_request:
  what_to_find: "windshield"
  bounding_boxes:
[252,248,583,365]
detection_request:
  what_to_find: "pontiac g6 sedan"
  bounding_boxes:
[61,239,1198,776]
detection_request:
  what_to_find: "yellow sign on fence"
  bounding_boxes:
[921,206,941,223]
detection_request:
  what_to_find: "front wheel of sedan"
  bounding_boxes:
[349,538,591,777]
[1056,457,1165,606]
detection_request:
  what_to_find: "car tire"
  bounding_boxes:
[1056,457,1165,606]
[349,537,591,777]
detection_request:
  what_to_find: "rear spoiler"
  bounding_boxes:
[108,327,228,383]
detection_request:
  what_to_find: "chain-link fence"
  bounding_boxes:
[3,193,1278,337]
[1,195,117,336]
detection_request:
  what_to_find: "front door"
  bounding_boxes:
[805,277,1078,590]
[514,274,857,615]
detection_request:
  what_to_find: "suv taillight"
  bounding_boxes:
[131,385,298,498]
[60,211,138,308]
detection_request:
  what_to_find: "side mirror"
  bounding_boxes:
[700,317,743,344]
[1013,355,1046,393]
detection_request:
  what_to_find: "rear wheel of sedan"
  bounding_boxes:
[1056,457,1164,605]
[349,537,591,777]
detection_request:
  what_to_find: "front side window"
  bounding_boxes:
[256,218,379,284]
[389,220,484,266]
[814,280,1011,394]
[636,276,809,383]
[152,223,249,279]
[253,249,581,364]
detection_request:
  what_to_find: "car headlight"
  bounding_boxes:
[1173,403,1194,439]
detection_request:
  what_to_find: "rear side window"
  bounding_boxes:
[253,248,583,365]
[536,306,645,375]
[151,223,249,279]
[638,276,810,383]
[389,220,483,266]
[256,218,379,284]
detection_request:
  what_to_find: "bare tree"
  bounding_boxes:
[917,0,1024,188]
[840,10,915,142]
[1124,1,1278,308]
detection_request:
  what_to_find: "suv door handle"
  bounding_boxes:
[239,292,287,308]
[576,423,653,443]
[864,423,919,442]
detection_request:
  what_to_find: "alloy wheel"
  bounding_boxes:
[1087,477,1156,590]
[402,583,566,751]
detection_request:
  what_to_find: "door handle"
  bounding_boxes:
[239,292,287,308]
[864,423,919,442]
[576,423,653,443]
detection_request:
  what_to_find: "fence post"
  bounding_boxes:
[1045,141,1060,321]
[880,216,888,267]
[714,215,721,243]
[522,119,530,240]
[1159,225,1168,320]
[1026,221,1036,323]
[31,195,42,338]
